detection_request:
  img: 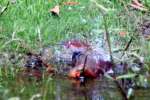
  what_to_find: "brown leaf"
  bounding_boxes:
[132,0,143,7]
[130,0,147,11]
[119,31,127,37]
[50,5,60,16]
[63,1,79,6]
[46,64,55,74]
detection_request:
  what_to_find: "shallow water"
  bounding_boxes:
[42,76,150,100]
[45,76,123,100]
[1,74,150,100]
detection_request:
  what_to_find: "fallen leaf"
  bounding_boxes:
[130,0,147,11]
[119,31,127,37]
[63,1,79,6]
[130,4,147,11]
[46,64,55,74]
[50,5,60,16]
[132,0,143,7]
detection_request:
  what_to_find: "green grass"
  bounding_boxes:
[0,0,149,52]
[0,0,150,99]
[0,0,100,51]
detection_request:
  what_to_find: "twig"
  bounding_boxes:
[124,37,133,51]
[121,37,133,58]
[0,1,10,16]
[80,55,88,77]
[103,15,113,63]
[127,52,144,62]
[91,0,113,62]
[113,48,139,53]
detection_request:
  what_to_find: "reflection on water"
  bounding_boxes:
[5,75,150,100]
[47,77,123,100]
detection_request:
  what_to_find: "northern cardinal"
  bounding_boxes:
[68,52,113,79]
[63,39,113,79]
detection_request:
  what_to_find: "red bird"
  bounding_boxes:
[63,39,113,79]
[68,53,113,79]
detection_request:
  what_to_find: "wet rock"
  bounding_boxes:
[24,53,43,70]
[23,52,56,79]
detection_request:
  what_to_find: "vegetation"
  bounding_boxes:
[0,0,150,100]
